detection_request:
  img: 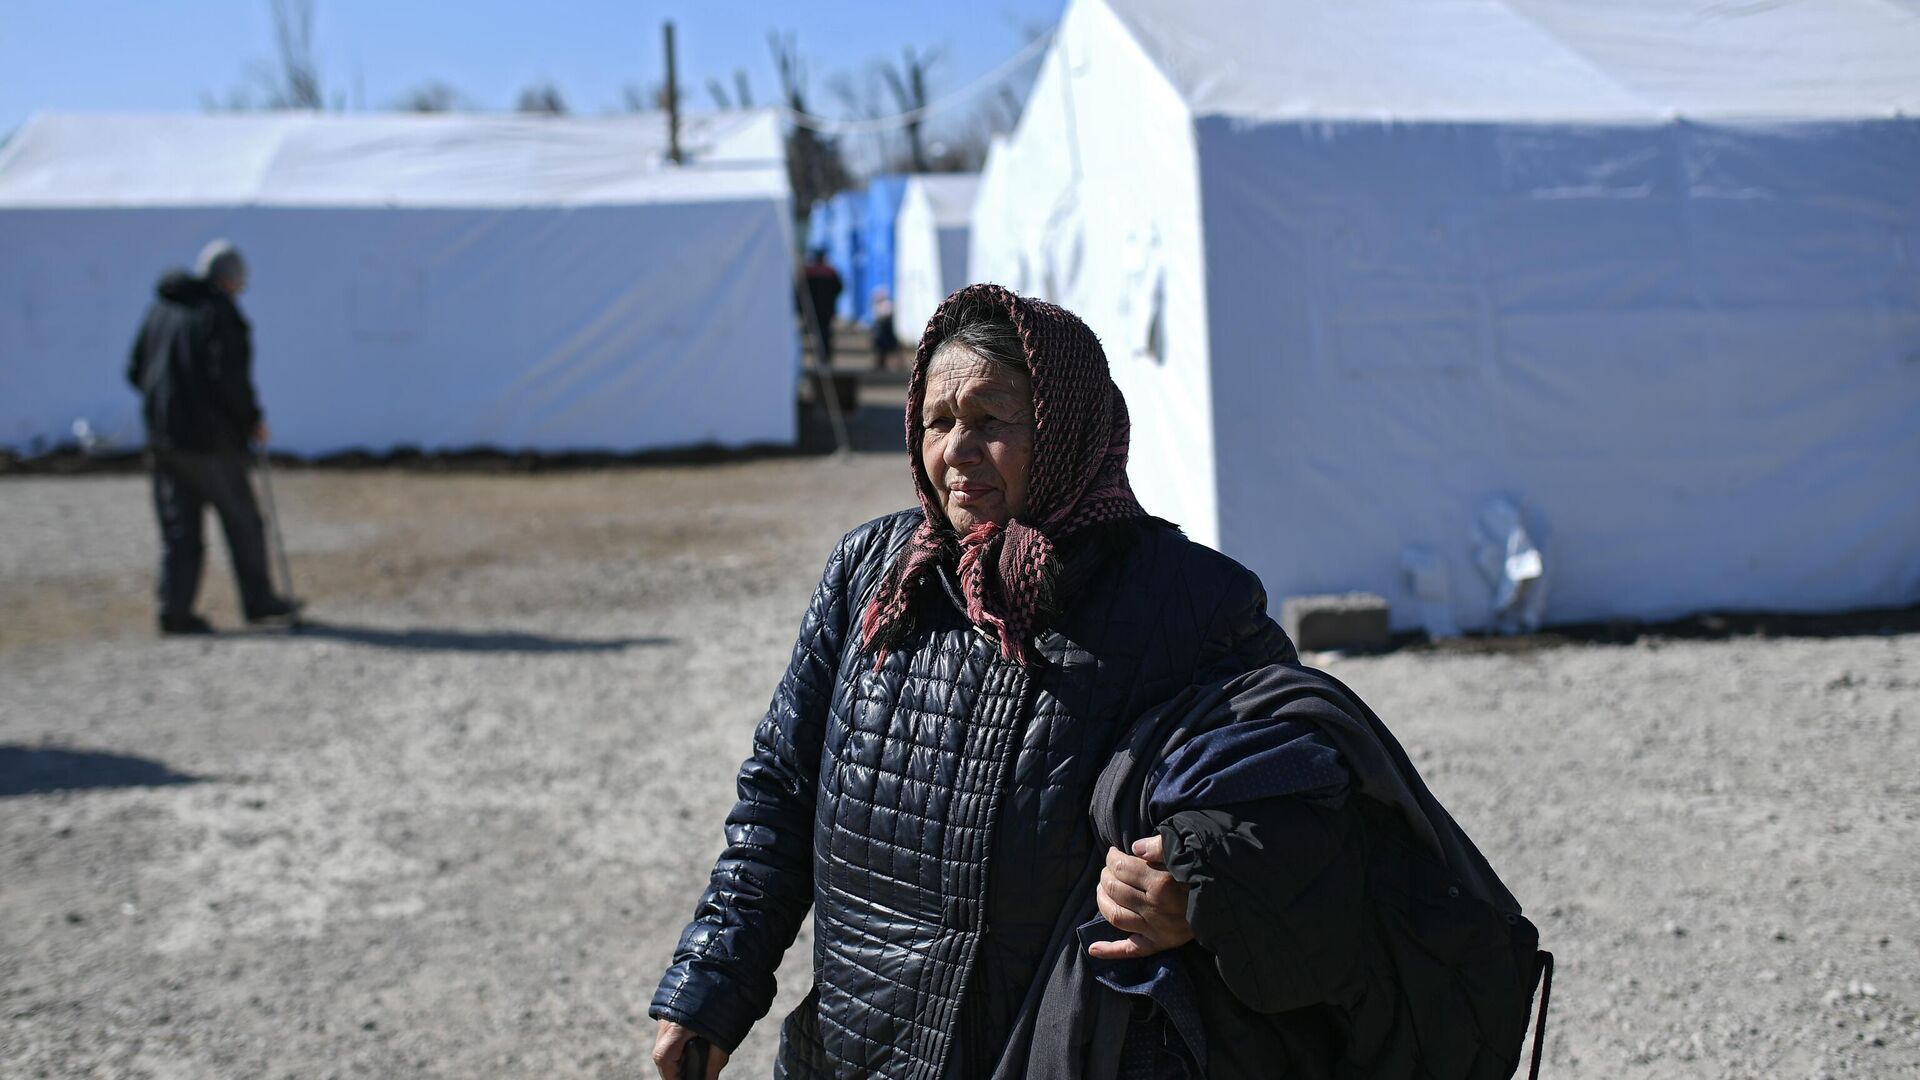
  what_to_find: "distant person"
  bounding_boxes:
[125,240,299,635]
[801,249,843,368]
[870,285,899,371]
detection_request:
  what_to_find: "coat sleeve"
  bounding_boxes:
[649,525,878,1052]
[1158,795,1369,1015]
[126,320,148,392]
[206,305,263,434]
[1190,564,1298,684]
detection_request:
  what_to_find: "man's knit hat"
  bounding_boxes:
[195,239,246,286]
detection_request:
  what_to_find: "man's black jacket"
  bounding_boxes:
[126,271,261,453]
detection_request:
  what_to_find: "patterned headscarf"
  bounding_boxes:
[861,284,1147,666]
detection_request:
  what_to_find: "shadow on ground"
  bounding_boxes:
[253,621,669,653]
[0,746,201,797]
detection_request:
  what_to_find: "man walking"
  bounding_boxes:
[801,248,843,368]
[126,240,299,635]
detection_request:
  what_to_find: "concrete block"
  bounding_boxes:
[1281,592,1390,652]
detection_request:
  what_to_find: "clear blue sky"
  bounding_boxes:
[0,1,1066,147]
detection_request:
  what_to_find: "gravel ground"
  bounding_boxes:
[2,445,1915,1079]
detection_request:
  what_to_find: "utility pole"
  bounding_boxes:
[663,20,683,164]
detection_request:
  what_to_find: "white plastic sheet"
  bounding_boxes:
[893,174,980,342]
[0,111,785,207]
[1401,546,1461,640]
[974,3,1222,545]
[1198,115,1920,630]
[0,111,800,455]
[1106,0,1920,121]
[979,0,1920,630]
[1473,498,1549,635]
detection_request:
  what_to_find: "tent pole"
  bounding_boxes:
[664,21,682,164]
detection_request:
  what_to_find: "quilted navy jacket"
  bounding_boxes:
[651,509,1296,1078]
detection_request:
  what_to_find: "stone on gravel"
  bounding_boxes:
[1280,592,1390,651]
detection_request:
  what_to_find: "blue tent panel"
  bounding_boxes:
[806,200,832,254]
[809,178,912,324]
[856,175,911,325]
[825,191,863,321]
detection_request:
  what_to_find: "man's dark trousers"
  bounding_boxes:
[812,314,835,369]
[150,450,275,619]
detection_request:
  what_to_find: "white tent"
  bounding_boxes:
[892,173,980,342]
[975,0,1920,631]
[967,138,1016,289]
[0,110,799,456]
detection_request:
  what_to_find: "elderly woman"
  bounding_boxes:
[651,286,1541,1080]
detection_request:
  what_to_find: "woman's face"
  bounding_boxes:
[920,343,1035,533]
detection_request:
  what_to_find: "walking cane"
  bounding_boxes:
[254,443,301,618]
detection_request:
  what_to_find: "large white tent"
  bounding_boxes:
[892,173,979,342]
[0,110,799,456]
[974,0,1920,631]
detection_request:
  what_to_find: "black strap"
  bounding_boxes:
[1528,950,1554,1080]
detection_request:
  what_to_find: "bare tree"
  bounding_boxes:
[925,84,1027,172]
[827,68,899,175]
[395,80,469,113]
[770,32,810,113]
[208,0,329,111]
[259,0,325,108]
[917,21,1049,174]
[708,69,755,111]
[770,32,853,211]
[876,47,941,172]
[825,71,874,117]
[516,81,568,115]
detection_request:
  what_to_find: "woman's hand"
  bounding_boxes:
[652,1020,729,1080]
[1088,834,1194,960]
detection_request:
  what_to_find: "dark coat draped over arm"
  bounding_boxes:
[1000,662,1540,1080]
